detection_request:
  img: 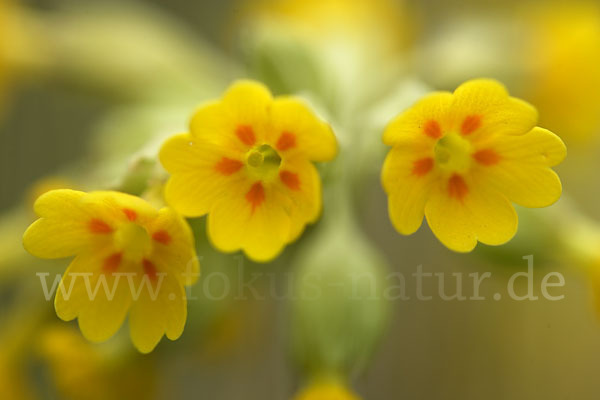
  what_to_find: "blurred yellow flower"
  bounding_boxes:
[0,360,33,400]
[0,308,40,400]
[38,325,157,400]
[0,339,34,400]
[38,326,110,400]
[0,0,14,103]
[294,380,361,400]
[244,0,412,55]
[522,1,600,144]
[382,79,566,252]
[160,80,337,262]
[0,0,40,109]
[23,189,199,353]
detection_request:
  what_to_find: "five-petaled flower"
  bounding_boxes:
[23,189,199,353]
[382,79,566,252]
[160,80,337,262]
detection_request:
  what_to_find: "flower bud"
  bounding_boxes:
[290,205,390,378]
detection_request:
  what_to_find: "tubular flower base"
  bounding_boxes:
[160,80,337,262]
[23,190,200,353]
[382,79,566,252]
[294,381,361,400]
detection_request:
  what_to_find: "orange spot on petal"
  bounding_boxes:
[473,149,501,165]
[246,182,265,211]
[123,208,137,221]
[276,132,296,151]
[412,158,434,176]
[152,230,171,245]
[89,219,113,234]
[142,259,158,282]
[215,157,244,175]
[424,120,442,139]
[235,125,256,146]
[461,115,481,135]
[103,253,122,272]
[280,171,301,190]
[448,174,469,202]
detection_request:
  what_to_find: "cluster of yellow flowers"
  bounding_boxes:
[23,78,565,355]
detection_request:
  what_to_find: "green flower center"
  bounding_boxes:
[114,223,151,260]
[246,144,281,179]
[434,133,472,173]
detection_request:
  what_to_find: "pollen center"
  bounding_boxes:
[114,223,151,261]
[434,133,472,173]
[245,144,281,179]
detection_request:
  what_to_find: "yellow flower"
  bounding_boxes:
[382,79,566,252]
[294,380,361,400]
[160,80,337,262]
[23,189,200,353]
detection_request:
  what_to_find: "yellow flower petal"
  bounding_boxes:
[23,218,90,259]
[222,80,273,119]
[55,252,133,343]
[161,133,247,216]
[85,191,159,223]
[424,177,518,252]
[31,189,85,218]
[148,207,200,285]
[207,182,291,262]
[160,133,243,174]
[280,158,322,242]
[128,271,187,353]
[382,146,436,235]
[477,127,566,207]
[484,126,566,166]
[383,91,453,146]
[448,79,538,139]
[26,177,75,211]
[270,97,337,161]
[24,190,91,258]
[189,80,272,151]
